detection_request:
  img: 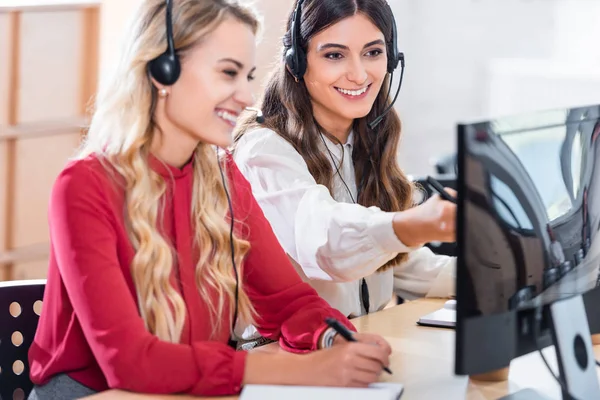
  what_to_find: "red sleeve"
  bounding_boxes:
[226,155,355,352]
[49,162,246,396]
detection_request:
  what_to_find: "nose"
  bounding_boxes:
[234,80,255,108]
[346,57,368,85]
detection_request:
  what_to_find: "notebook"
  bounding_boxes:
[240,382,404,400]
[417,307,455,328]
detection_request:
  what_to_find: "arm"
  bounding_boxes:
[49,164,245,396]
[233,130,416,283]
[393,247,456,301]
[226,156,355,352]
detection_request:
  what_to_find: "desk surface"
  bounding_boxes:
[86,298,600,400]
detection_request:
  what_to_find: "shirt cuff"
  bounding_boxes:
[367,211,418,254]
[318,327,337,349]
[425,257,456,298]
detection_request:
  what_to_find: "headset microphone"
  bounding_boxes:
[246,107,265,123]
[368,53,405,130]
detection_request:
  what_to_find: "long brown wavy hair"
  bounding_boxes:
[234,0,413,270]
[78,0,259,342]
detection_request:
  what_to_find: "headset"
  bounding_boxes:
[148,0,181,86]
[285,0,404,131]
[148,0,240,344]
[285,0,403,81]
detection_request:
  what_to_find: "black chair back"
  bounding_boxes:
[0,279,45,400]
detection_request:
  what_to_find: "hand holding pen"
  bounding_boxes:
[425,176,457,204]
[326,317,393,375]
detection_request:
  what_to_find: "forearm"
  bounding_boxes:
[298,206,415,281]
[243,352,303,386]
[392,209,427,248]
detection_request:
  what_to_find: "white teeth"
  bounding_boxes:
[336,86,368,96]
[216,110,237,124]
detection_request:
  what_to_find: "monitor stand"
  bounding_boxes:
[499,295,600,400]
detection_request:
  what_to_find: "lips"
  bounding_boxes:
[334,84,371,100]
[215,108,239,127]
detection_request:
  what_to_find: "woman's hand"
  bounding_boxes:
[332,332,392,356]
[296,340,391,387]
[243,335,391,389]
[393,188,457,247]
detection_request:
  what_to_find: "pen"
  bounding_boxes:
[325,317,393,375]
[426,176,457,204]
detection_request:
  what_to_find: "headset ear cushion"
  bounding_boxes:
[296,49,307,79]
[285,47,307,81]
[149,52,181,86]
[285,47,298,80]
[386,49,398,74]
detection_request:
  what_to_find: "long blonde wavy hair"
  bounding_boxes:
[77,0,259,343]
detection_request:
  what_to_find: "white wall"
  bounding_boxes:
[389,0,557,175]
[486,0,600,119]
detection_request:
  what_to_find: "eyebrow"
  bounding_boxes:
[316,39,385,52]
[218,58,256,73]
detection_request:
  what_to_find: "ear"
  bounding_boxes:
[150,77,164,92]
[285,64,300,83]
[150,77,170,98]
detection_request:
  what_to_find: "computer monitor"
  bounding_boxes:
[454,104,600,399]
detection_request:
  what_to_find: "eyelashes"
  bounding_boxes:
[325,52,344,60]
[223,70,255,81]
[366,49,384,57]
[323,48,385,61]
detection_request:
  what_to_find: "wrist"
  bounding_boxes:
[331,332,346,346]
[392,210,425,247]
[243,351,301,386]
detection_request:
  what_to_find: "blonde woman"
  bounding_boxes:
[27,1,391,398]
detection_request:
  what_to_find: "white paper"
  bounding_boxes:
[240,382,404,400]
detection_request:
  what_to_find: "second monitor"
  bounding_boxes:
[454,104,600,399]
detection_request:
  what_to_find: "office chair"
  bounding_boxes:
[434,153,457,175]
[0,279,45,400]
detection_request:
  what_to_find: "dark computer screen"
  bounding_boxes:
[455,104,600,376]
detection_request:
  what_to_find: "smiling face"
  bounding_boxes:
[154,16,257,150]
[302,13,388,135]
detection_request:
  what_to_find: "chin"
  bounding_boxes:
[196,134,232,149]
[339,107,373,121]
[213,132,234,149]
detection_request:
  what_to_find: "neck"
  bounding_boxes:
[312,106,353,144]
[151,109,199,168]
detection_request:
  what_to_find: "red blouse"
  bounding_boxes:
[28,153,354,396]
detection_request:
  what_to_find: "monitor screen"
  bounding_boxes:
[455,104,600,375]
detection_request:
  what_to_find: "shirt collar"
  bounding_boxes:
[322,130,354,159]
[148,152,194,179]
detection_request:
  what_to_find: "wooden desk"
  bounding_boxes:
[86,299,600,400]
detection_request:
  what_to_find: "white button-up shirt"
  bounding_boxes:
[234,127,455,318]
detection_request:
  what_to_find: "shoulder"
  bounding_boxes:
[219,151,262,226]
[234,127,311,178]
[51,155,121,208]
[234,127,301,162]
[222,151,249,188]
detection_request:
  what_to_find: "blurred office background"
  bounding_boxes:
[1,0,599,282]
